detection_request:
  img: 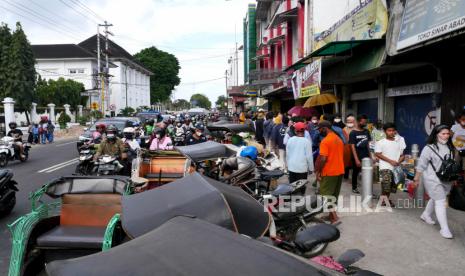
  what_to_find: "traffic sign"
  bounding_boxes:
[91,102,99,110]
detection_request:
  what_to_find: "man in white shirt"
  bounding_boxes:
[375,123,406,207]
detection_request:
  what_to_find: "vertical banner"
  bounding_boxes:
[295,59,322,98]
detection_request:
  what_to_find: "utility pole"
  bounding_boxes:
[225,70,229,115]
[98,21,113,114]
[97,25,101,112]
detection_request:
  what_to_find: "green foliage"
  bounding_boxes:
[0,22,36,120]
[190,93,211,109]
[36,77,86,107]
[90,110,103,120]
[58,112,71,129]
[77,115,89,126]
[134,47,181,103]
[215,95,227,109]
[119,107,135,117]
[172,99,190,110]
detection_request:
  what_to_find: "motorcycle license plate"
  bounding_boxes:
[99,164,115,171]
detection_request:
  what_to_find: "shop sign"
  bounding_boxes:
[386,82,441,97]
[314,0,388,51]
[397,0,465,50]
[291,59,322,99]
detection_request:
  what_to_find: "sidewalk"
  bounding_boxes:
[322,179,465,276]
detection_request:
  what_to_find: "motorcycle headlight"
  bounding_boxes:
[102,156,113,163]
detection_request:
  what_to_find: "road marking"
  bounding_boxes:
[56,141,78,147]
[38,158,79,173]
[45,160,79,173]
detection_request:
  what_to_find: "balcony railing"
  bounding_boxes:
[248,69,285,86]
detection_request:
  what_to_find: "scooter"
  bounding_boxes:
[0,136,31,167]
[261,179,330,257]
[93,155,124,176]
[75,144,96,175]
[0,169,18,217]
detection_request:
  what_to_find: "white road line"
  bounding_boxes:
[38,158,79,173]
[45,160,79,173]
[56,141,78,147]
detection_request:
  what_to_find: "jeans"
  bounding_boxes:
[41,133,47,144]
[47,132,54,143]
[352,164,361,190]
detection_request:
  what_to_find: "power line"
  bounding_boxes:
[0,3,82,41]
[69,0,105,22]
[3,0,86,40]
[177,77,225,86]
[57,0,99,24]
[25,0,90,37]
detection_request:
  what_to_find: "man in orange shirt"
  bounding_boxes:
[317,120,345,224]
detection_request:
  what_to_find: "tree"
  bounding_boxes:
[215,95,227,109]
[36,77,86,108]
[190,94,211,109]
[134,47,181,103]
[0,23,12,98]
[172,99,190,110]
[2,23,36,123]
[120,107,135,116]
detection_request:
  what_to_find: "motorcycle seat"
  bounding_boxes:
[36,225,106,249]
[260,170,284,181]
[294,224,340,252]
[271,184,294,196]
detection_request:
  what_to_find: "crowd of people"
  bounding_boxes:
[234,108,464,237]
[82,108,464,239]
[26,116,55,144]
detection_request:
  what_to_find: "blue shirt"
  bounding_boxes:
[286,136,314,173]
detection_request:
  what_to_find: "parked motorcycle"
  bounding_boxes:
[0,136,31,167]
[93,155,124,176]
[262,179,331,257]
[0,169,18,217]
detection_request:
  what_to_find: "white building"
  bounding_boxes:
[32,35,153,114]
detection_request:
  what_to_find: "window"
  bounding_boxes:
[69,68,85,75]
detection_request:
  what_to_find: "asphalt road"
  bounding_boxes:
[0,138,79,275]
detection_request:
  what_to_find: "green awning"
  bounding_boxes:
[286,39,384,71]
[311,41,364,56]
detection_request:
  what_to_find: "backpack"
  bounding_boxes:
[428,145,461,182]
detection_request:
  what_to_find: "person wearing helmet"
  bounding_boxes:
[186,123,207,145]
[94,125,127,161]
[145,119,155,136]
[7,122,26,159]
[240,146,258,161]
[149,127,173,150]
[286,122,313,184]
[93,123,106,142]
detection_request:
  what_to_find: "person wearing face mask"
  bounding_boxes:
[343,115,355,179]
[186,123,207,145]
[332,113,345,129]
[413,125,460,239]
[348,114,372,194]
[149,128,174,150]
[451,110,465,171]
[308,115,321,154]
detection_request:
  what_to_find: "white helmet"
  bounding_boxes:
[123,127,135,134]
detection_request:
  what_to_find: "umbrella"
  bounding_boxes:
[303,93,340,108]
[287,106,318,118]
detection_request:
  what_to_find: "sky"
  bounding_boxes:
[0,0,361,104]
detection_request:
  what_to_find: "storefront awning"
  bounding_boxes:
[287,39,384,71]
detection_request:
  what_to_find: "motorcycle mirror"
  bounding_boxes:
[336,249,365,268]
